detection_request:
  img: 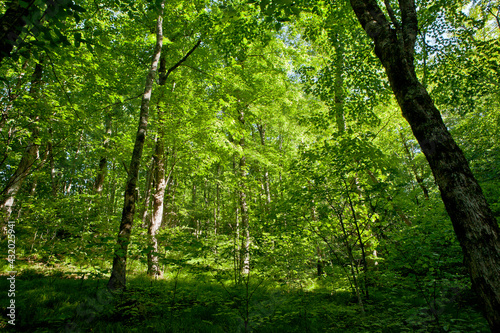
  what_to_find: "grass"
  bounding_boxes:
[0,264,491,333]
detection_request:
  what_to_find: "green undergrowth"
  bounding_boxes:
[0,265,490,333]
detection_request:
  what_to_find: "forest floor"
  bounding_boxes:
[0,261,490,333]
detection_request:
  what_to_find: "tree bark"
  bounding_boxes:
[0,61,42,234]
[257,124,271,210]
[107,1,164,291]
[147,135,166,278]
[350,0,500,329]
[238,109,250,275]
[332,32,345,134]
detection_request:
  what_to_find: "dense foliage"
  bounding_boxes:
[0,0,499,331]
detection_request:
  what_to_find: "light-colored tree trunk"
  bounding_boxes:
[148,135,166,278]
[257,124,271,211]
[0,61,42,235]
[238,109,250,275]
[107,1,164,291]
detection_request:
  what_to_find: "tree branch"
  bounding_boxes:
[383,0,401,30]
[398,0,418,61]
[159,40,202,85]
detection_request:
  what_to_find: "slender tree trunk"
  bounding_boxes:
[345,179,369,299]
[399,131,429,200]
[47,128,58,197]
[238,109,250,275]
[94,114,112,195]
[148,135,166,278]
[337,208,365,314]
[350,0,500,329]
[64,130,83,194]
[215,163,221,236]
[140,157,154,227]
[257,124,271,211]
[332,32,345,134]
[107,1,164,291]
[0,61,42,234]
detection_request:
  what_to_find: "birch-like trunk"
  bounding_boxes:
[0,61,42,234]
[238,109,250,275]
[147,135,166,278]
[107,1,164,291]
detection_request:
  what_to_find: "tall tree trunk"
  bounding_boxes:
[238,109,250,275]
[47,128,58,197]
[332,32,345,134]
[257,124,271,211]
[107,1,164,291]
[64,130,83,194]
[0,61,42,234]
[140,157,154,227]
[350,0,500,329]
[336,206,365,314]
[344,179,369,299]
[148,135,166,278]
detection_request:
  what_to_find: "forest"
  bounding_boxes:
[1,0,500,332]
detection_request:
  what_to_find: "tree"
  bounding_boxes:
[348,0,500,329]
[107,1,165,291]
[256,0,500,329]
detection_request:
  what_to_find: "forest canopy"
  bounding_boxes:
[1,0,499,332]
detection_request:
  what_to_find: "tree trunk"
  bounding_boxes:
[238,109,250,275]
[332,32,345,134]
[0,61,42,234]
[94,114,112,195]
[148,136,166,278]
[350,0,500,329]
[107,1,164,291]
[257,124,271,211]
[140,157,154,226]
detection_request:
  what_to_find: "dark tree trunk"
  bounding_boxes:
[107,1,164,291]
[350,0,500,329]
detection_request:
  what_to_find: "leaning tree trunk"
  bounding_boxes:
[0,61,42,235]
[350,0,500,329]
[107,1,164,291]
